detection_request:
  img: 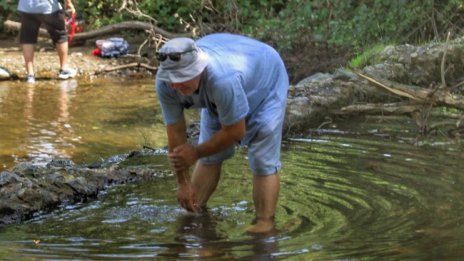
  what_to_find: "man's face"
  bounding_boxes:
[170,75,200,96]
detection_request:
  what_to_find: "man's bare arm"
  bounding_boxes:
[195,118,246,158]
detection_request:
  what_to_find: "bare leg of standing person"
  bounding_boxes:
[56,41,77,79]
[22,44,35,77]
[246,173,280,234]
[56,41,68,70]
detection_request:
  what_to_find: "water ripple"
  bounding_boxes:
[1,136,463,260]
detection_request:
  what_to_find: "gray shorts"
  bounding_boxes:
[19,11,68,44]
[198,103,285,176]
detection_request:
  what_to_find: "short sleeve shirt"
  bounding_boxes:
[156,33,289,145]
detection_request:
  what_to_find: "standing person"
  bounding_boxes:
[17,0,77,83]
[155,33,289,234]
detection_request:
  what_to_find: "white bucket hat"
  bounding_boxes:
[156,38,208,83]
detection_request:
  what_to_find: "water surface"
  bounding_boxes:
[0,79,463,260]
[0,78,166,170]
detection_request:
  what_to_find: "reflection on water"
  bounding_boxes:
[23,80,77,163]
[0,79,166,171]
[1,79,464,260]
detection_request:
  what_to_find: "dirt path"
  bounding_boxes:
[0,37,155,81]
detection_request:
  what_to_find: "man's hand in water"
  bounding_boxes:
[177,182,200,212]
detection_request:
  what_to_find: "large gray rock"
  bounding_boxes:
[284,69,394,132]
[364,38,464,86]
[283,37,464,133]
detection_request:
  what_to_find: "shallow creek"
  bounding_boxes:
[0,79,463,260]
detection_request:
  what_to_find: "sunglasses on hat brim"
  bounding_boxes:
[156,49,195,62]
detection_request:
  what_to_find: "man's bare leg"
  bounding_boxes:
[21,44,35,76]
[191,162,222,208]
[246,173,280,234]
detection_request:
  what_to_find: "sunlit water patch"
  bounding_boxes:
[0,78,167,170]
[0,136,463,260]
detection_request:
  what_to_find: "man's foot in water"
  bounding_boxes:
[246,218,276,234]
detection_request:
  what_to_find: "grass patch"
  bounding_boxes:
[349,43,386,68]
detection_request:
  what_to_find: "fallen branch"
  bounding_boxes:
[440,31,451,88]
[334,102,422,115]
[95,62,157,74]
[4,20,192,43]
[429,119,463,130]
[429,31,451,96]
[431,111,464,120]
[351,67,425,101]
[452,80,464,89]
[351,68,464,110]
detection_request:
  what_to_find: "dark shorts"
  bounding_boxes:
[19,11,68,44]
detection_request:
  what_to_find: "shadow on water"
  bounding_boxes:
[1,79,464,260]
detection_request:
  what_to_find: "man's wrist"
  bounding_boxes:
[176,169,190,185]
[193,144,202,160]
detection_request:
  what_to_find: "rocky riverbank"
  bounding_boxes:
[0,148,170,225]
[285,35,464,134]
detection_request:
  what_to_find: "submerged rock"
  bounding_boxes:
[0,149,170,226]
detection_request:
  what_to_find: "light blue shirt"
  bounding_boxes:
[18,0,62,14]
[156,33,289,145]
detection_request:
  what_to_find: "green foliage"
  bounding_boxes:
[349,43,386,68]
[75,0,209,33]
[136,0,201,30]
[0,0,18,32]
[324,0,463,48]
[2,0,463,58]
[239,1,316,52]
[75,0,127,29]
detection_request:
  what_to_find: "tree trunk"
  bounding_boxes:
[4,20,191,43]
